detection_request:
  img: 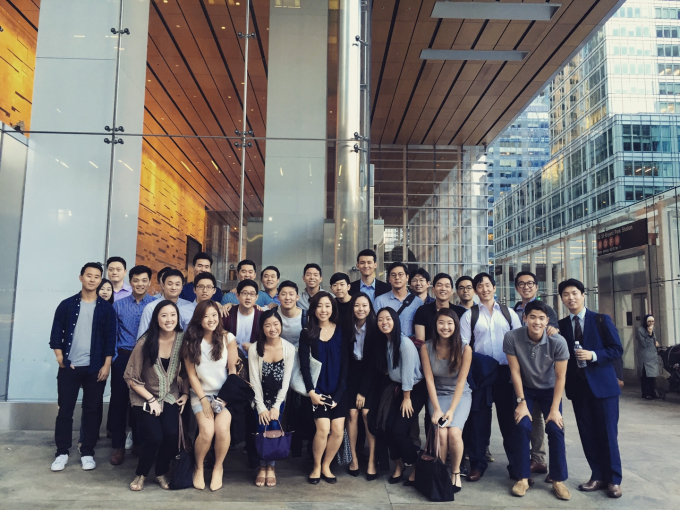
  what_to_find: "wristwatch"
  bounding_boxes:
[516,397,526,403]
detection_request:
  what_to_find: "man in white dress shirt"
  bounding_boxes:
[459,272,521,482]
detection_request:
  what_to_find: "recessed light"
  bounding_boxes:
[222,26,226,29]
[176,25,180,28]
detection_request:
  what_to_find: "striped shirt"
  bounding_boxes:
[113,294,155,355]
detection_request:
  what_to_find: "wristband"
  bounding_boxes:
[199,395,207,401]
[146,396,156,403]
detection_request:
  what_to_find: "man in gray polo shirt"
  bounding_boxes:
[503,300,570,501]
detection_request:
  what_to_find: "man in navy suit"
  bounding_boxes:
[558,279,623,498]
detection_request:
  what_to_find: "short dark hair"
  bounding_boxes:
[387,261,409,277]
[330,272,351,286]
[558,278,585,295]
[80,262,103,276]
[410,267,431,282]
[514,270,537,288]
[106,256,126,269]
[129,265,152,280]
[524,300,551,318]
[162,269,184,283]
[278,280,299,294]
[238,259,257,273]
[455,276,474,289]
[261,265,280,279]
[473,272,496,289]
[157,266,172,283]
[192,252,213,267]
[357,249,377,263]
[303,263,322,276]
[237,279,259,294]
[433,273,453,287]
[194,272,216,287]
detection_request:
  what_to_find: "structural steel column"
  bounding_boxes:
[335,0,362,273]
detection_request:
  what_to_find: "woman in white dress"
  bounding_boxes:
[183,300,238,492]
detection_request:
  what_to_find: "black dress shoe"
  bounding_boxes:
[388,474,402,484]
[308,476,320,485]
[366,473,378,481]
[321,473,337,484]
[347,467,359,477]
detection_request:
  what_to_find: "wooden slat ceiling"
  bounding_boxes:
[14,0,620,225]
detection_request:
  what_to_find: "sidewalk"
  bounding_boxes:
[0,387,678,509]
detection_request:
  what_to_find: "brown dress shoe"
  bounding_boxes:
[110,448,125,466]
[578,479,606,492]
[467,469,483,482]
[545,474,554,483]
[553,481,571,500]
[511,479,529,497]
[530,460,548,474]
[607,483,622,498]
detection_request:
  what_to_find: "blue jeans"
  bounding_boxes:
[513,387,568,481]
[254,401,285,467]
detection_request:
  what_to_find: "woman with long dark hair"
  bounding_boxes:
[375,306,426,485]
[420,308,472,492]
[299,291,348,484]
[123,300,188,491]
[637,314,660,399]
[344,292,379,480]
[182,300,238,491]
[97,278,114,304]
[248,309,296,487]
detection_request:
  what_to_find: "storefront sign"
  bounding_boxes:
[596,219,648,256]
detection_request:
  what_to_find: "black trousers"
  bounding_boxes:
[108,351,138,449]
[468,364,516,475]
[55,366,106,457]
[640,367,657,398]
[384,380,428,465]
[133,403,179,477]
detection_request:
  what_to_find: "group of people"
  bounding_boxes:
[48,248,625,500]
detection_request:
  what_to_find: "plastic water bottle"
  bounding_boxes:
[574,341,587,368]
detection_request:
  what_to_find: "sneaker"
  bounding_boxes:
[51,454,68,471]
[125,431,133,450]
[81,456,96,470]
[485,447,494,462]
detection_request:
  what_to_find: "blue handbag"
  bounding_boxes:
[254,420,292,461]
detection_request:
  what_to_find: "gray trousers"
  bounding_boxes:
[530,400,546,463]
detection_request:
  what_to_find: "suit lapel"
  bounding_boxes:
[583,309,596,350]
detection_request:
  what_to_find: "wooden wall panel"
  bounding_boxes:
[136,142,206,278]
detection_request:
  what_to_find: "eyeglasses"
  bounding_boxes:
[517,281,537,289]
[457,285,473,291]
[239,292,258,298]
[390,272,406,278]
[196,285,215,291]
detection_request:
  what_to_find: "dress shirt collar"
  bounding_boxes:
[360,278,376,290]
[569,307,587,323]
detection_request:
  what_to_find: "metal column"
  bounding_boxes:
[334,0,362,273]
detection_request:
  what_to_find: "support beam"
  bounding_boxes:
[420,49,528,61]
[432,2,561,21]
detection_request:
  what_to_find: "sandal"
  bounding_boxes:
[265,466,277,487]
[129,475,145,491]
[255,467,266,487]
[155,475,170,490]
[452,472,462,494]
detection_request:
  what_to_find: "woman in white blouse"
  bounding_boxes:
[182,300,238,492]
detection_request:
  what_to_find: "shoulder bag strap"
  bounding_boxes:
[470,305,479,350]
[499,303,513,330]
[396,293,416,316]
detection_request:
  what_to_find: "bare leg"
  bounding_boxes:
[310,418,330,479]
[361,409,377,475]
[321,418,346,478]
[347,409,359,471]
[392,458,404,479]
[193,412,215,490]
[448,427,464,488]
[210,410,232,491]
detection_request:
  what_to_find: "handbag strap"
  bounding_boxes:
[263,419,281,431]
[177,412,186,452]
[424,424,441,459]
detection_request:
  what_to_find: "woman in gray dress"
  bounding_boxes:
[637,314,660,400]
[420,308,472,492]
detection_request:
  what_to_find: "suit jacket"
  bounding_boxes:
[558,309,623,400]
[349,278,391,299]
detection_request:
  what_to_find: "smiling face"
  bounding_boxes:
[433,278,453,302]
[475,276,495,303]
[410,274,430,295]
[436,314,456,339]
[130,272,150,299]
[525,309,549,339]
[278,286,299,310]
[353,296,371,322]
[377,310,394,335]
[357,255,377,278]
[201,305,220,332]
[560,286,585,314]
[303,268,322,291]
[98,282,113,301]
[263,316,282,340]
[238,264,256,281]
[261,269,279,292]
[516,274,538,301]
[194,258,212,274]
[195,278,216,303]
[80,267,102,293]
[163,275,183,300]
[315,296,333,323]
[157,304,178,332]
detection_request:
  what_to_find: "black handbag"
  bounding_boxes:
[414,428,454,502]
[169,415,195,490]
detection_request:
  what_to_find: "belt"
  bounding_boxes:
[117,348,133,356]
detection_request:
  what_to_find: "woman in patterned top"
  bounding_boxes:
[248,309,296,487]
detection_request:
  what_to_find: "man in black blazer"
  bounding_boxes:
[348,249,391,305]
[558,279,623,499]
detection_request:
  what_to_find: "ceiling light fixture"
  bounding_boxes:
[431,2,560,21]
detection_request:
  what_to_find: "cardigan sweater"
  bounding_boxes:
[247,338,296,414]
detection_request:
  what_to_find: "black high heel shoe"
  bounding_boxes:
[452,472,462,494]
[347,467,359,477]
[388,474,402,484]
[366,472,378,481]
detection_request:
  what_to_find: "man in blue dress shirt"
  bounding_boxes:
[374,262,423,337]
[348,249,391,305]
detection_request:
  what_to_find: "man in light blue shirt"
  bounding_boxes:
[221,259,274,308]
[374,262,423,337]
[349,249,391,305]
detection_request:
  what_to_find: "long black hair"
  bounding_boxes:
[302,291,338,344]
[142,300,182,365]
[431,308,463,374]
[375,307,403,371]
[96,278,114,304]
[345,292,377,345]
[256,308,283,357]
